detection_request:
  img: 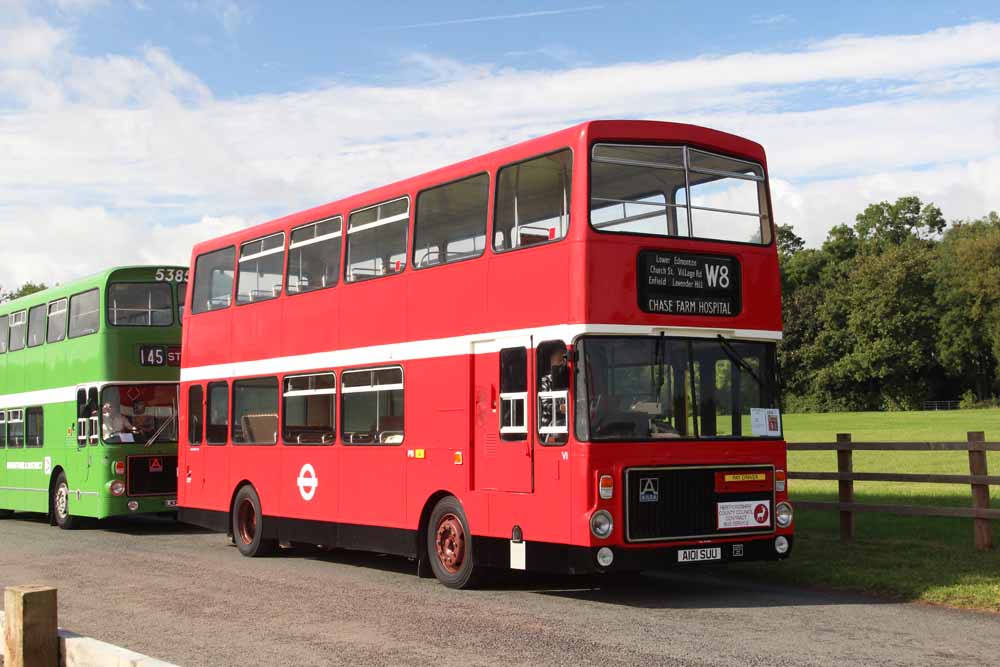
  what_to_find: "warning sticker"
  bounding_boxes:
[149,458,163,473]
[718,500,771,530]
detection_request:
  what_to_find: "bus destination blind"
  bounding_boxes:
[637,250,741,316]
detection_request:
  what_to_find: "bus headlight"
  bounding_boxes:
[775,536,790,554]
[596,547,614,567]
[590,510,614,539]
[109,480,126,497]
[776,502,793,528]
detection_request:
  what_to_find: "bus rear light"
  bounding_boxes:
[113,461,126,476]
[110,480,126,497]
[775,469,786,493]
[598,475,614,500]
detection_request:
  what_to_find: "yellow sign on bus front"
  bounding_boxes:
[724,473,767,482]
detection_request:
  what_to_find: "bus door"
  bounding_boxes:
[473,337,533,493]
[181,384,205,508]
[75,386,99,483]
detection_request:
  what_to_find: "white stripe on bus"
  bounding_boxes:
[179,323,781,383]
[0,379,176,410]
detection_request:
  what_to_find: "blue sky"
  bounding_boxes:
[46,1,999,97]
[1,0,999,288]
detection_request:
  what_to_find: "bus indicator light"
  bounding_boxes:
[598,475,614,500]
[113,461,125,476]
[453,451,463,465]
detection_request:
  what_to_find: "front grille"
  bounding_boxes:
[127,455,178,497]
[625,466,773,542]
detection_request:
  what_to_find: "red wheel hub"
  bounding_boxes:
[434,513,466,574]
[237,499,257,545]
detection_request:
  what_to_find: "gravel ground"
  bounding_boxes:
[1,514,998,666]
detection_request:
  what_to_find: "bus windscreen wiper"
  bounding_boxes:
[715,334,763,388]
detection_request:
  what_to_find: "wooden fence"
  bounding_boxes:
[787,431,999,550]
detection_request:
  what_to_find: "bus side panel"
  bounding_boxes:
[402,356,474,528]
[339,276,408,351]
[280,289,340,358]
[232,298,283,364]
[485,245,571,333]
[406,257,488,340]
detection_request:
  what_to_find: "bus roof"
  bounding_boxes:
[191,119,767,255]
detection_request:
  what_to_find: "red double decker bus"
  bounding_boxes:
[178,120,792,588]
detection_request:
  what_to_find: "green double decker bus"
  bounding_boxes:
[0,266,187,528]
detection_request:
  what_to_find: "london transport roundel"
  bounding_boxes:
[297,463,319,501]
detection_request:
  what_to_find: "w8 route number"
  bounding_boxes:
[155,268,190,282]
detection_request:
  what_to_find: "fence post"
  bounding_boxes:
[3,585,58,667]
[837,433,854,542]
[968,431,992,551]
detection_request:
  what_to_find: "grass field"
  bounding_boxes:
[729,409,1000,612]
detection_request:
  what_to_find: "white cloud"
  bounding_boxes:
[0,14,999,289]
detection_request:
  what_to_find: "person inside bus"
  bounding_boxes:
[101,402,136,442]
[539,343,569,444]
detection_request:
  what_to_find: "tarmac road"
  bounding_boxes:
[1,513,997,667]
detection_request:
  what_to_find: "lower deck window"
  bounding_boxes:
[283,373,336,445]
[206,382,229,444]
[6,409,24,447]
[341,367,403,445]
[25,406,43,447]
[232,377,279,445]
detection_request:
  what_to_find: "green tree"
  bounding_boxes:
[0,281,47,303]
[934,212,1000,398]
[854,196,945,252]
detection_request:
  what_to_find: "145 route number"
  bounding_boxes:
[155,268,189,282]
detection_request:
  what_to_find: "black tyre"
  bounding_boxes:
[232,485,277,557]
[426,496,480,589]
[52,471,80,530]
[0,509,13,518]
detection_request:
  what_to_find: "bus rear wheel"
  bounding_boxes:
[232,486,276,557]
[426,496,480,589]
[52,471,79,530]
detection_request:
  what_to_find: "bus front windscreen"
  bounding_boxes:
[101,384,178,444]
[108,283,173,326]
[575,336,780,441]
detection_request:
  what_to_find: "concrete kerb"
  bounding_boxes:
[1,611,178,667]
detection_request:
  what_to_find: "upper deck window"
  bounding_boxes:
[494,150,572,252]
[177,282,187,322]
[590,144,771,245]
[9,310,27,350]
[47,299,67,343]
[237,233,285,305]
[346,198,409,283]
[27,304,45,347]
[414,174,489,268]
[0,315,8,353]
[287,217,341,294]
[68,289,100,338]
[108,283,173,326]
[192,246,235,314]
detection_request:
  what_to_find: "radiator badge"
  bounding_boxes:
[639,477,659,503]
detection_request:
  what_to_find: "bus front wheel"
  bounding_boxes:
[426,496,480,589]
[51,471,79,530]
[232,485,277,557]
